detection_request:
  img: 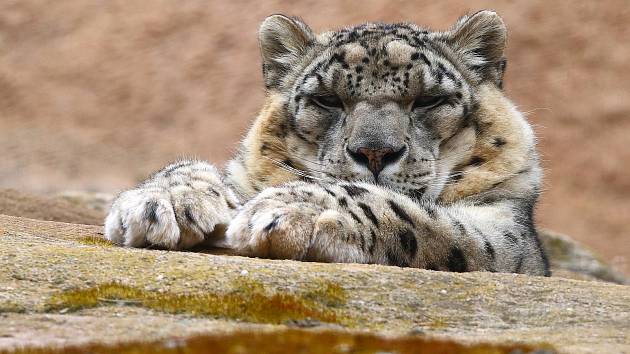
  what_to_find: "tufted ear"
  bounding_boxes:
[259,15,315,89]
[446,10,507,88]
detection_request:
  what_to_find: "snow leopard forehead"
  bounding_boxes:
[294,22,469,102]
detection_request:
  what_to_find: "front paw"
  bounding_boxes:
[105,184,234,250]
[225,185,368,262]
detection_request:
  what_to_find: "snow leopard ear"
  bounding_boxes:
[259,15,315,90]
[446,10,508,88]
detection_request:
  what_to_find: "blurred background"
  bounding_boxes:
[0,0,628,274]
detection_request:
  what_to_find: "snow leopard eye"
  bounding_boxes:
[411,95,447,111]
[311,94,344,110]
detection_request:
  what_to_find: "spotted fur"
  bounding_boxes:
[105,11,550,276]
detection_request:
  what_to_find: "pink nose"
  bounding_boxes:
[348,146,406,178]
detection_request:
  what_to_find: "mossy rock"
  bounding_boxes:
[0,214,629,353]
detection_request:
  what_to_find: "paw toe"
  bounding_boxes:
[104,208,125,245]
[226,204,318,259]
[171,190,232,248]
[105,190,181,249]
[142,199,180,249]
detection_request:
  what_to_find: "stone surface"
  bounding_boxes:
[54,190,114,216]
[0,214,628,353]
[0,189,104,225]
[540,229,627,285]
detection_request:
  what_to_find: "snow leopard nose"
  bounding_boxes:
[347,145,406,179]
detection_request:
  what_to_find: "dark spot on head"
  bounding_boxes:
[493,137,507,147]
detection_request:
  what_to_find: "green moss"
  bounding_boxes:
[303,280,347,307]
[46,279,344,325]
[76,236,114,247]
[230,276,266,294]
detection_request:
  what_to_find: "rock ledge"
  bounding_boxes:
[0,214,628,353]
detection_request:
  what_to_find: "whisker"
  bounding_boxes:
[257,144,327,167]
[262,156,326,182]
[291,155,326,166]
[520,107,552,116]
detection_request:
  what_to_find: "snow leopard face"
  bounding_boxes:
[259,14,507,201]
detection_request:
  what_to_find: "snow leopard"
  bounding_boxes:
[105,10,550,275]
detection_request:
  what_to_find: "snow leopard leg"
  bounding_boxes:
[226,181,549,276]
